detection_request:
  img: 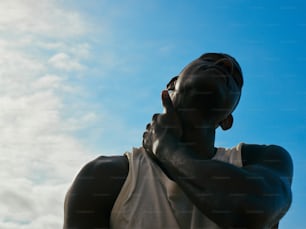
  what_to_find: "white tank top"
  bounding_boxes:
[110,143,243,229]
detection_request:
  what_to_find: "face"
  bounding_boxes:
[166,53,242,126]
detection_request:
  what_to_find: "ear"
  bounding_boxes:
[219,114,233,131]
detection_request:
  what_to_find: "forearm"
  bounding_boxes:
[154,139,289,227]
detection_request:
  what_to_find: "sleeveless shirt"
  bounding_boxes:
[110,143,244,229]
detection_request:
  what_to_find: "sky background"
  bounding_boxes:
[0,0,305,228]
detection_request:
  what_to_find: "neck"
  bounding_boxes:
[181,122,216,159]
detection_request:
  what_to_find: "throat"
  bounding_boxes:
[181,125,216,159]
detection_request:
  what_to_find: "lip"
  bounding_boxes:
[197,64,230,77]
[195,64,231,86]
[207,65,230,76]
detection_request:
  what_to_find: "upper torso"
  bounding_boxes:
[64,143,290,229]
[110,143,244,229]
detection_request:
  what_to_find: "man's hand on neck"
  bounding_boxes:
[142,90,216,162]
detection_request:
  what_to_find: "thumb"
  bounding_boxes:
[161,90,182,138]
[161,90,175,114]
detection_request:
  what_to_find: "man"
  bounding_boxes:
[63,53,293,229]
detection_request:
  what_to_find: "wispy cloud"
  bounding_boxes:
[0,0,97,228]
[48,52,85,71]
[0,0,86,38]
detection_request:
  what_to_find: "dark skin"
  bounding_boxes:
[63,53,293,229]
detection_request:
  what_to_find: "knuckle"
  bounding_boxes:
[143,131,147,138]
[152,113,159,121]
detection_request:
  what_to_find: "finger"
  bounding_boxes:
[142,138,148,151]
[161,90,175,114]
[142,134,152,153]
[152,113,159,121]
[146,123,151,130]
[142,133,148,146]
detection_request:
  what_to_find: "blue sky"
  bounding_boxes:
[0,0,305,228]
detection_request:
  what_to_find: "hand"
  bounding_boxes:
[142,90,182,156]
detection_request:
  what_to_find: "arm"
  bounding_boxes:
[63,155,129,229]
[151,139,292,228]
[143,92,293,228]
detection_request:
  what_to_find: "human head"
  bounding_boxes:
[166,53,243,130]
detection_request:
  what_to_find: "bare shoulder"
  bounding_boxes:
[241,143,293,180]
[83,155,129,180]
[64,155,129,229]
[241,144,293,226]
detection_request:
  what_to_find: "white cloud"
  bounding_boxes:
[48,52,85,71]
[0,0,97,228]
[32,74,63,90]
[64,112,98,131]
[0,0,86,38]
[0,78,93,228]
[0,179,72,229]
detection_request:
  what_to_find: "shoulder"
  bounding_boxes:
[241,144,293,225]
[67,154,129,201]
[241,143,293,182]
[83,155,129,178]
[70,155,129,196]
[64,155,129,228]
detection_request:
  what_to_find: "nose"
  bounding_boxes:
[214,57,234,75]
